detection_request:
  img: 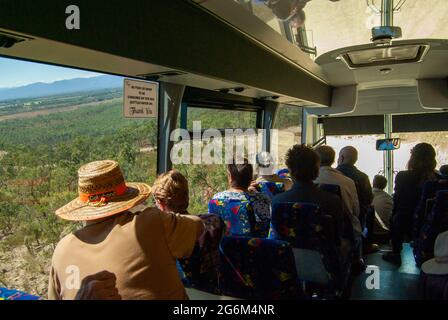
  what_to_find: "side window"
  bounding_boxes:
[0,57,158,297]
[273,105,303,168]
[172,106,260,214]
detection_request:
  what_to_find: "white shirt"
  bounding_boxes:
[315,166,362,235]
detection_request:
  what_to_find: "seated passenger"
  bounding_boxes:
[420,231,448,300]
[152,170,189,215]
[254,151,293,191]
[152,169,225,288]
[314,146,362,238]
[337,146,378,254]
[384,143,440,265]
[209,158,271,237]
[48,160,204,300]
[271,145,345,244]
[372,175,393,235]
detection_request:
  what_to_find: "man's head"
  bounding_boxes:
[373,175,388,190]
[338,146,358,166]
[286,144,320,183]
[315,145,335,167]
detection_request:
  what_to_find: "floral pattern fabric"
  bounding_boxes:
[209,191,271,238]
[255,181,285,199]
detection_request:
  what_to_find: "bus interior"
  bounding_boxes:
[0,0,448,300]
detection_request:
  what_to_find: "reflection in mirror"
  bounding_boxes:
[376,138,401,151]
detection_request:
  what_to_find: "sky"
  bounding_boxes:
[0,57,101,89]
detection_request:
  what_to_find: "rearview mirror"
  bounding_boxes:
[376,138,401,151]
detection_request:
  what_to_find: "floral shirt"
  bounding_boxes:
[211,191,271,237]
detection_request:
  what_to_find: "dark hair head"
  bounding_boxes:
[271,0,294,20]
[227,158,253,189]
[407,143,437,176]
[373,175,388,190]
[440,165,448,176]
[315,145,335,167]
[286,144,320,182]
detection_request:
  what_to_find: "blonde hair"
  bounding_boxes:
[152,170,189,214]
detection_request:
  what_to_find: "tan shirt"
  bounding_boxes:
[48,207,202,300]
[315,166,362,235]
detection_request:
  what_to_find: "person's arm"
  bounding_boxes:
[161,212,204,259]
[362,174,374,205]
[47,266,61,300]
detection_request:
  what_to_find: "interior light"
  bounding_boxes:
[340,44,429,69]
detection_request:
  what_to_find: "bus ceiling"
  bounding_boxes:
[0,0,331,108]
[1,0,448,116]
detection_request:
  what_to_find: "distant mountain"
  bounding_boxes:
[0,75,123,101]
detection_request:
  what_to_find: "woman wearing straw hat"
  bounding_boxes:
[420,231,448,300]
[48,160,204,300]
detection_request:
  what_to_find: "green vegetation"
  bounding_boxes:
[0,89,122,116]
[0,91,158,296]
[187,107,258,129]
[0,91,304,296]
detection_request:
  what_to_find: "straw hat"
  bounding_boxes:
[422,231,448,275]
[55,160,151,221]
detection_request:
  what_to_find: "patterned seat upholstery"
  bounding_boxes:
[413,180,448,239]
[276,168,291,179]
[218,236,306,300]
[268,202,342,296]
[414,190,448,267]
[318,184,342,198]
[0,287,42,300]
[177,246,221,295]
[178,214,225,294]
[208,198,267,237]
[255,181,285,199]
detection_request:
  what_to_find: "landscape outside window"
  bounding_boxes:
[175,106,260,214]
[0,59,305,297]
[273,105,302,168]
[0,58,158,296]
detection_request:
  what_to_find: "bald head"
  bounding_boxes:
[338,146,358,166]
[315,145,335,167]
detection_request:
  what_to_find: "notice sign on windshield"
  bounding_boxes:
[123,79,158,118]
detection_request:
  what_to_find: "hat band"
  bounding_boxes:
[435,256,448,264]
[79,182,127,204]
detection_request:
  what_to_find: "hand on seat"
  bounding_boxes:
[75,271,121,300]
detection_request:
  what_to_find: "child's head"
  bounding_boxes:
[152,170,189,214]
[373,175,388,190]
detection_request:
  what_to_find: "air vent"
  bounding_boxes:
[340,44,429,69]
[0,30,33,48]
